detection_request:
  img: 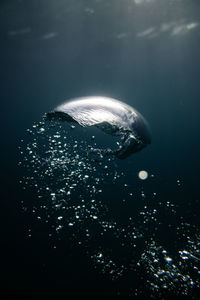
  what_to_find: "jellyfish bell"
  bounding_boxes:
[47,96,151,159]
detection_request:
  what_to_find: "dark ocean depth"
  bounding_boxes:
[1,0,200,298]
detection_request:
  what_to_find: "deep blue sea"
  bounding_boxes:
[1,0,200,298]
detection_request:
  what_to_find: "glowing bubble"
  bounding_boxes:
[138,170,148,180]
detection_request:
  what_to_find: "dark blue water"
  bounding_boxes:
[1,0,200,298]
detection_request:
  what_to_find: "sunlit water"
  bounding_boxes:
[18,116,200,298]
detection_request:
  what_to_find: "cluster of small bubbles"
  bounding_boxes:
[91,251,126,280]
[19,117,121,239]
[138,235,200,298]
[139,206,158,225]
[18,115,200,298]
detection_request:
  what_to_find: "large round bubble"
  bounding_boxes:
[47,96,151,159]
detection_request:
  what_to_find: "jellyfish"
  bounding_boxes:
[47,96,151,159]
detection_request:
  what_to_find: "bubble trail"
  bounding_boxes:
[18,103,200,298]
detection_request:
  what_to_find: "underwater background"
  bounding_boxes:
[1,0,200,298]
